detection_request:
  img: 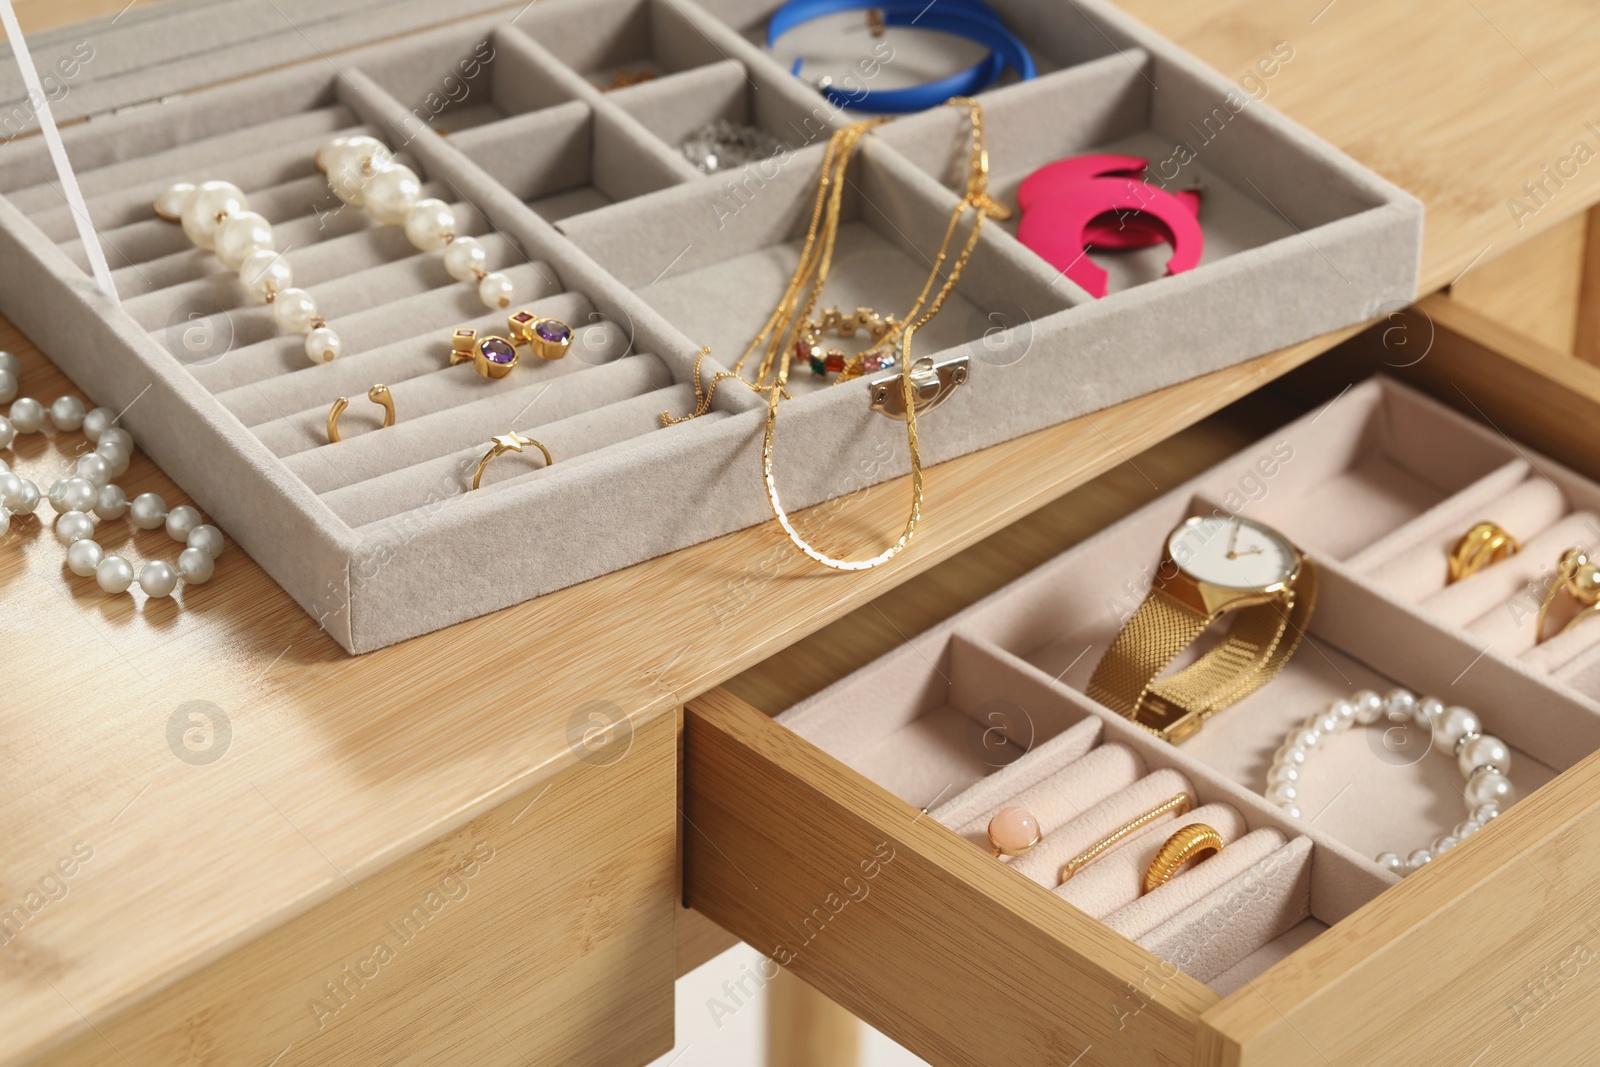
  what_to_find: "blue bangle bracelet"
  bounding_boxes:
[768,0,1035,114]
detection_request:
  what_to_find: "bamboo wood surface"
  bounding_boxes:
[34,711,680,1067]
[7,0,1600,1061]
[1449,213,1587,355]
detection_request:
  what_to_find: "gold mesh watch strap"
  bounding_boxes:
[1086,561,1319,742]
[1150,560,1318,716]
[1086,591,1213,717]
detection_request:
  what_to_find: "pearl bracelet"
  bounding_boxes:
[1266,688,1512,877]
[317,136,516,311]
[154,181,343,366]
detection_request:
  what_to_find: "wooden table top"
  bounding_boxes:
[6,0,1600,1058]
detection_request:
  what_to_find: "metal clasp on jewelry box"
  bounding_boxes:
[869,355,969,420]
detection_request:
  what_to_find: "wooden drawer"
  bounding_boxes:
[683,354,1600,1066]
[685,691,1600,1066]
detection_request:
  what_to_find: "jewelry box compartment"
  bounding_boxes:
[0,50,753,651]
[683,375,1600,1067]
[0,0,1422,653]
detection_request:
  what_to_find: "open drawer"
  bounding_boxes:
[683,377,1600,1066]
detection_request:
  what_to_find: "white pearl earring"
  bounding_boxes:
[155,181,342,366]
[318,135,515,310]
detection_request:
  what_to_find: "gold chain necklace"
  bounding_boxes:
[665,97,1005,571]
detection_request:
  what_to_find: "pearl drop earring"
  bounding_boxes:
[317,135,515,310]
[154,182,342,365]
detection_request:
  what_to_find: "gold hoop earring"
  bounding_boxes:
[327,384,395,443]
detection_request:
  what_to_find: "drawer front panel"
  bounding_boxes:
[1203,743,1600,1066]
[683,690,1217,1067]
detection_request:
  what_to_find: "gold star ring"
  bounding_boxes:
[472,432,553,490]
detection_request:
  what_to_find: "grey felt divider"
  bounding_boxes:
[0,0,1422,652]
[126,197,490,330]
[0,63,341,191]
[512,0,739,83]
[28,130,408,242]
[611,56,841,158]
[8,107,357,212]
[0,0,518,140]
[222,292,610,425]
[449,103,596,203]
[494,28,705,194]
[95,176,345,281]
[104,180,467,296]
[283,353,675,491]
[253,317,617,456]
[181,259,559,392]
[331,383,716,526]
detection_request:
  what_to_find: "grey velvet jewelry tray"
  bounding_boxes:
[0,0,1422,653]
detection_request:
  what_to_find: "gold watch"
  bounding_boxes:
[1086,515,1316,744]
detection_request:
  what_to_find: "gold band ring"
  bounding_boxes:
[1142,822,1224,894]
[472,432,553,490]
[327,384,394,443]
[1058,793,1191,885]
[1537,546,1600,642]
[1448,521,1520,583]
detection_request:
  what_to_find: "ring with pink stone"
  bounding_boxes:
[986,806,1042,859]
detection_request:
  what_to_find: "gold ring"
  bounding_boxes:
[1143,822,1223,894]
[1448,521,1520,583]
[1058,793,1191,885]
[327,384,394,443]
[1536,546,1600,642]
[472,432,553,490]
[986,806,1041,858]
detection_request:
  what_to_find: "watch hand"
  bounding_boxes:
[1227,519,1242,559]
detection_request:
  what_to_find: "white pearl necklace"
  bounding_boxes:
[316,136,516,312]
[154,181,342,366]
[0,367,127,533]
[1266,688,1512,877]
[54,487,224,599]
[0,359,226,602]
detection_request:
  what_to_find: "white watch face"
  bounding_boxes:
[1167,516,1298,590]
